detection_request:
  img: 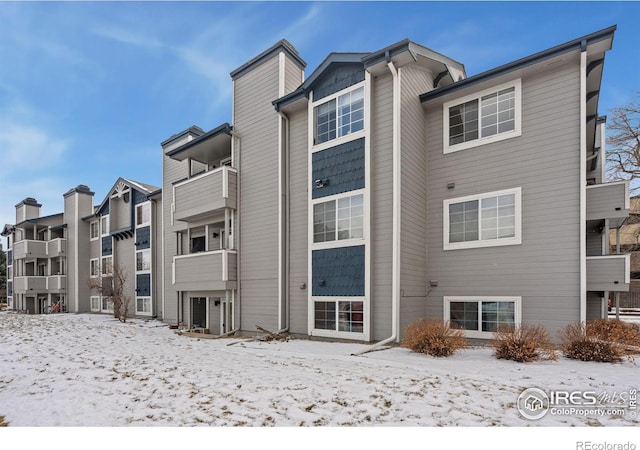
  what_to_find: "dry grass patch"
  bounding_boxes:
[0,416,8,426]
[402,319,467,357]
[559,319,640,363]
[492,324,557,363]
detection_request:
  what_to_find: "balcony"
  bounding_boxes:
[13,276,47,293]
[47,238,67,258]
[13,240,47,260]
[47,275,67,292]
[586,181,629,228]
[586,255,630,292]
[173,166,237,223]
[172,250,237,292]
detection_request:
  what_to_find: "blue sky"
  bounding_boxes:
[1,1,639,230]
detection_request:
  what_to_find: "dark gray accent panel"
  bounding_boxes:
[312,245,365,296]
[7,281,12,296]
[98,201,109,216]
[136,274,151,297]
[133,189,148,205]
[135,226,151,250]
[101,236,112,256]
[7,250,12,264]
[312,138,365,199]
[313,63,365,101]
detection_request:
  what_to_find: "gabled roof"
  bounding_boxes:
[1,224,15,237]
[420,25,616,103]
[93,177,160,217]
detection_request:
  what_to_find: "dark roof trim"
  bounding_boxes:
[273,87,306,112]
[25,212,64,224]
[50,223,68,232]
[161,125,205,147]
[230,39,306,81]
[420,25,616,103]
[63,184,95,198]
[166,122,232,158]
[15,197,41,208]
[597,115,607,124]
[1,224,16,237]
[147,189,162,200]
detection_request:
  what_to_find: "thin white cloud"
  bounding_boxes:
[0,122,70,171]
[91,26,164,50]
[276,3,323,48]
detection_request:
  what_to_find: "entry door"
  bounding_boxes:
[191,297,207,328]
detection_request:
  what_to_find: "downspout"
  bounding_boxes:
[353,52,400,356]
[277,110,290,334]
[579,41,587,324]
[232,132,242,334]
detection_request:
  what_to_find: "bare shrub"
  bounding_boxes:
[558,321,639,363]
[492,324,557,363]
[402,319,467,357]
[88,263,131,323]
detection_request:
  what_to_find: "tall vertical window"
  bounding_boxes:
[90,221,99,240]
[101,256,113,275]
[444,188,521,250]
[101,216,109,236]
[136,297,152,314]
[136,203,150,227]
[444,80,521,153]
[314,86,364,145]
[136,249,151,272]
[90,258,99,277]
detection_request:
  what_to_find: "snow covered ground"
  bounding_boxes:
[0,312,638,433]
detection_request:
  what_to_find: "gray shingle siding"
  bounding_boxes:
[7,281,12,296]
[313,63,365,101]
[312,245,365,296]
[135,226,151,250]
[136,273,151,296]
[312,138,365,199]
[133,189,148,205]
[102,236,113,256]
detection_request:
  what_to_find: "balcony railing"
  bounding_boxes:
[586,255,630,292]
[13,276,47,293]
[46,275,67,291]
[173,166,237,223]
[47,238,67,258]
[13,240,47,260]
[586,181,629,227]
[172,249,237,291]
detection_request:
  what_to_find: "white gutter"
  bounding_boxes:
[277,109,291,334]
[353,55,400,356]
[232,132,242,332]
[579,43,587,324]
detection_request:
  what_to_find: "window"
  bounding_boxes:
[136,297,152,314]
[314,86,364,145]
[445,296,520,338]
[90,296,100,312]
[313,193,364,243]
[101,216,109,236]
[136,250,151,272]
[136,203,150,227]
[444,188,521,250]
[101,296,114,313]
[314,300,364,333]
[444,79,521,153]
[90,258,99,277]
[101,256,112,275]
[90,221,99,240]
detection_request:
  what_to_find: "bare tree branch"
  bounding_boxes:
[607,93,640,193]
[88,263,131,323]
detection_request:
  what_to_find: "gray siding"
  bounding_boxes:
[586,182,628,222]
[586,256,629,292]
[64,192,94,313]
[312,138,365,199]
[586,230,603,257]
[370,72,394,340]
[284,56,304,96]
[173,169,236,222]
[586,291,604,320]
[234,53,282,331]
[424,60,583,336]
[287,111,309,335]
[399,65,432,336]
[112,196,131,231]
[151,197,163,317]
[173,252,236,292]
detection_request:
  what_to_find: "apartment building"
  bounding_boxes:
[2,179,162,318]
[162,25,629,341]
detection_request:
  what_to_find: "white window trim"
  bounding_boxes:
[90,258,99,278]
[310,296,368,340]
[89,221,99,241]
[101,215,110,236]
[444,296,522,339]
[312,81,366,153]
[101,256,113,276]
[101,296,114,313]
[90,296,101,312]
[443,79,522,154]
[443,187,522,251]
[311,189,366,250]
[136,202,151,228]
[135,296,152,316]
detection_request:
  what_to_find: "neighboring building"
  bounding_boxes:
[161,24,629,341]
[1,179,162,318]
